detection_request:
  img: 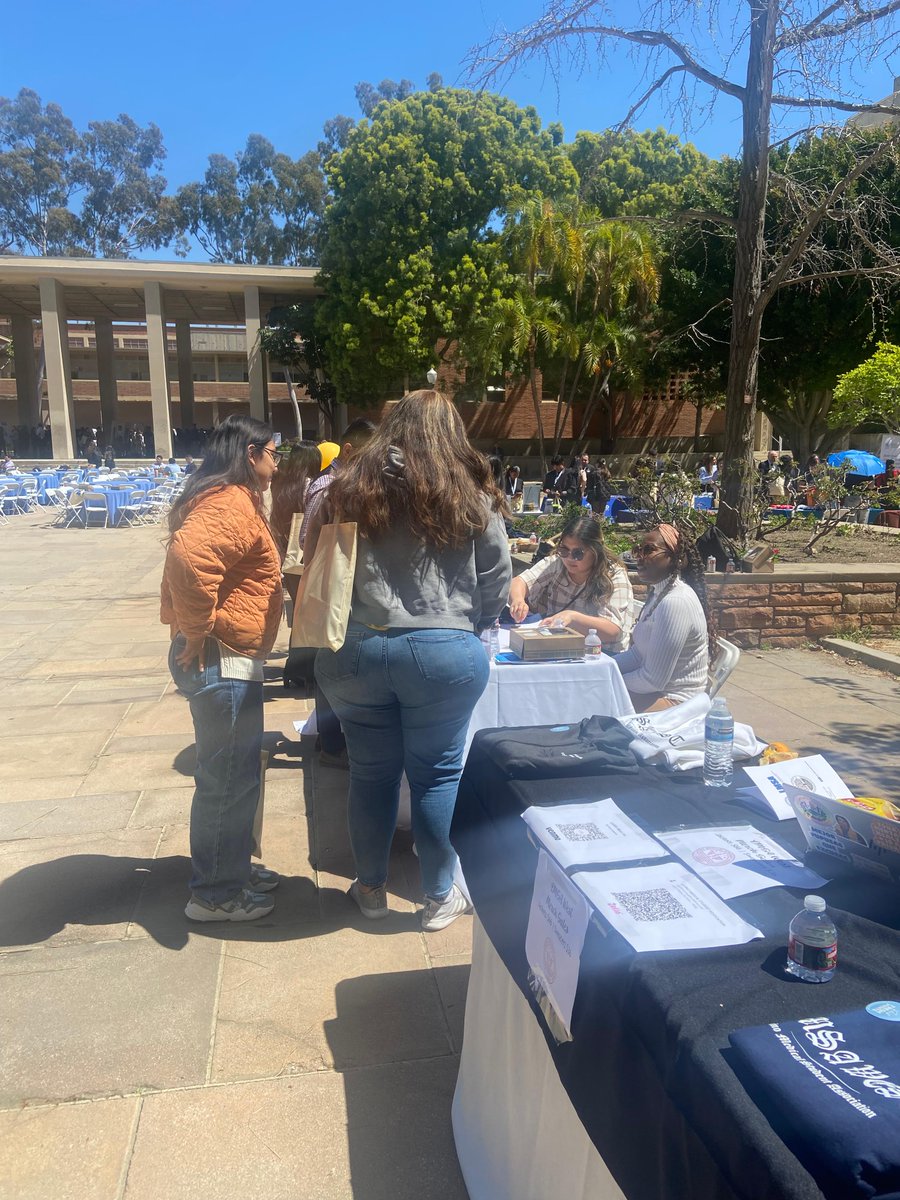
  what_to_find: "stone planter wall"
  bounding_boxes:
[633,568,900,649]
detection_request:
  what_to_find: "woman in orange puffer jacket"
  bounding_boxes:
[161,414,282,923]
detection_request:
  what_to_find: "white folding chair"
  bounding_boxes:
[707,637,741,699]
[43,487,67,510]
[0,483,26,516]
[56,487,87,527]
[119,488,153,527]
[80,490,110,529]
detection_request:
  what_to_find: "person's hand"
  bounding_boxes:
[176,635,207,670]
[539,610,576,628]
[509,598,529,623]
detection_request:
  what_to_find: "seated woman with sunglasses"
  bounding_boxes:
[614,523,715,712]
[507,514,633,651]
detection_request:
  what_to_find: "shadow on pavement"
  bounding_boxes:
[324,969,470,1200]
[0,853,420,952]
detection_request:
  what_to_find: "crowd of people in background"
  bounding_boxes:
[0,420,219,459]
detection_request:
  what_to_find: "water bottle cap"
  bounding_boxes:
[804,894,826,912]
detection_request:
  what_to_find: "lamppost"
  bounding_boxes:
[426,366,437,387]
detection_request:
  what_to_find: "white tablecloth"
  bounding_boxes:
[464,650,634,756]
[452,917,624,1200]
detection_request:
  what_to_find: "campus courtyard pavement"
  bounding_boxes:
[2,506,900,1199]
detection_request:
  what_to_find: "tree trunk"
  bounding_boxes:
[716,0,778,543]
[282,368,303,439]
[693,398,704,451]
[529,345,547,472]
[575,371,607,447]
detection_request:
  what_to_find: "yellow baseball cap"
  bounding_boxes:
[318,441,341,469]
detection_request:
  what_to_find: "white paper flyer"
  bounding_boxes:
[522,798,667,871]
[740,755,853,821]
[571,862,763,952]
[656,824,828,899]
[524,849,591,1037]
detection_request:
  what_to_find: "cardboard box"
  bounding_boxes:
[509,626,584,662]
[783,783,900,882]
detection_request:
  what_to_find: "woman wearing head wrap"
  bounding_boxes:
[614,523,715,712]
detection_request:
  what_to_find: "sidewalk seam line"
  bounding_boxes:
[205,941,227,1085]
[115,1093,143,1200]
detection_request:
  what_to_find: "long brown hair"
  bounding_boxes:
[558,514,620,608]
[328,390,503,548]
[270,440,321,558]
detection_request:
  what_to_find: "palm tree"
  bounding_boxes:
[549,215,659,457]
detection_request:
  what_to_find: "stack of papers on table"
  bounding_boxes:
[656,825,827,899]
[522,800,771,952]
[738,754,853,821]
[571,863,763,951]
[522,799,667,869]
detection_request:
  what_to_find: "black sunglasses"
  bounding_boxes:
[557,546,587,562]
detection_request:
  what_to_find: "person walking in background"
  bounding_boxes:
[615,524,714,712]
[102,446,116,471]
[270,440,322,690]
[300,420,378,767]
[160,415,283,922]
[310,391,511,931]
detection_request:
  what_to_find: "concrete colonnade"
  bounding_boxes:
[12,281,272,460]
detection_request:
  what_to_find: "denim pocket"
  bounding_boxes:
[169,635,216,695]
[317,629,364,681]
[408,632,477,686]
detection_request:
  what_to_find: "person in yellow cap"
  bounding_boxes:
[300,420,379,766]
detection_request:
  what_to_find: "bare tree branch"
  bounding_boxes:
[616,64,690,128]
[777,0,900,50]
[759,135,898,308]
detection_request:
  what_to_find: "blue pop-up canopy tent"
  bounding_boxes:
[826,449,885,477]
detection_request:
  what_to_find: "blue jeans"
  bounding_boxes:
[315,625,489,900]
[168,635,264,904]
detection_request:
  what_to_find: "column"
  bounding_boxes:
[175,319,195,429]
[94,317,118,444]
[244,285,267,421]
[38,278,76,460]
[144,281,173,458]
[11,315,39,429]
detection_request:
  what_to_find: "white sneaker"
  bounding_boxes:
[421,884,472,932]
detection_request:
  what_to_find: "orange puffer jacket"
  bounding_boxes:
[160,484,282,659]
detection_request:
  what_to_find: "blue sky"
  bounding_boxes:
[3,0,897,190]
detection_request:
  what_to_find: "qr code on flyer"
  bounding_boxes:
[558,821,606,842]
[613,888,690,922]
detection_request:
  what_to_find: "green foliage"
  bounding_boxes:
[316,87,578,402]
[831,342,900,432]
[567,127,711,218]
[175,135,325,265]
[0,88,177,257]
[259,300,337,430]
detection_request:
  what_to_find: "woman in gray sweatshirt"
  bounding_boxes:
[310,390,511,931]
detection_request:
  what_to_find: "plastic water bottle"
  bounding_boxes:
[703,697,734,787]
[584,628,602,660]
[786,896,837,983]
[483,620,500,662]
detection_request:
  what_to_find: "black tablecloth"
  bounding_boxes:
[451,733,900,1200]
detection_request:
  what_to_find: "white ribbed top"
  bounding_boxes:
[614,577,709,703]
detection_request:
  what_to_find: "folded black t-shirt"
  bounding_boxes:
[729,1006,900,1199]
